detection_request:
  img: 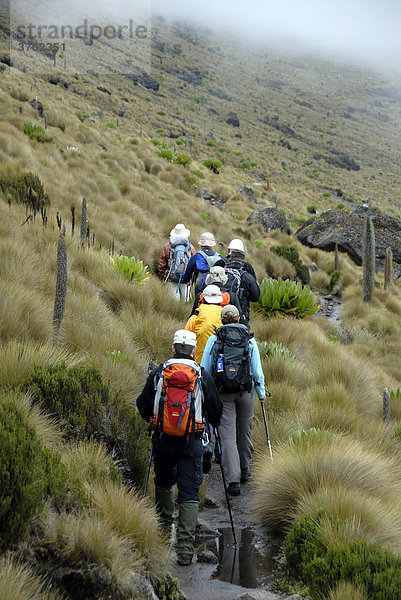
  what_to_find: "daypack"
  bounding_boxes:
[150,359,204,436]
[221,265,245,298]
[167,237,192,283]
[194,250,221,290]
[212,323,252,393]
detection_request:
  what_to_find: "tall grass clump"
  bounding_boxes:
[0,555,63,600]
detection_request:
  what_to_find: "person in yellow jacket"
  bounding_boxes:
[185,284,223,364]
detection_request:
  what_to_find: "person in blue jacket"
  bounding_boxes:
[201,304,265,496]
[182,232,223,293]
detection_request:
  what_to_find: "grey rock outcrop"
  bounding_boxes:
[296,208,401,277]
[226,112,240,127]
[236,185,256,203]
[248,207,291,234]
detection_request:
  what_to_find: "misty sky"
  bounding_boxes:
[152,0,401,73]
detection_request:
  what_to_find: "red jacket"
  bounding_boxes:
[158,241,196,280]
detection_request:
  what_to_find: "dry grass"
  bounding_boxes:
[89,482,168,576]
[0,555,63,600]
[63,441,121,489]
[328,581,368,600]
[47,511,142,589]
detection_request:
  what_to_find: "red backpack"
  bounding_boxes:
[150,359,204,436]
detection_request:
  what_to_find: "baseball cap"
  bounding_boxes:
[221,304,240,319]
[173,329,197,347]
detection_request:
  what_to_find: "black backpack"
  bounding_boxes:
[212,323,252,393]
[221,265,245,297]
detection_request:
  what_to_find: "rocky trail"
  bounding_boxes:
[167,464,305,600]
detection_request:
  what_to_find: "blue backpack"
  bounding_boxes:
[168,237,192,283]
[194,250,221,290]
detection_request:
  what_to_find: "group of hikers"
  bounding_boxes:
[137,224,266,566]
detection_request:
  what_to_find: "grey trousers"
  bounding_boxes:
[218,389,255,484]
[169,281,190,301]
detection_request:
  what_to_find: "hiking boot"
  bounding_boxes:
[202,451,213,474]
[228,482,240,496]
[240,468,251,483]
[177,555,193,566]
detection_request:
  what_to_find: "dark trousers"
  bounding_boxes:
[152,434,203,503]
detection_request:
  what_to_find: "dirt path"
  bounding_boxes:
[167,465,300,600]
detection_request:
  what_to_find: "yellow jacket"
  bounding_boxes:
[185,303,222,364]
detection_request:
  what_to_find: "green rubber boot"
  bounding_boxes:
[176,500,199,566]
[155,486,175,533]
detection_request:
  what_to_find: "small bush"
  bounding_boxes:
[157,110,166,116]
[0,172,50,212]
[206,139,217,147]
[202,158,222,169]
[253,277,318,319]
[271,245,310,284]
[258,341,295,361]
[218,146,226,153]
[233,226,251,240]
[106,122,116,128]
[240,161,257,169]
[110,255,149,285]
[328,270,342,292]
[0,394,65,543]
[285,510,401,600]
[337,203,345,209]
[191,169,205,179]
[307,205,317,214]
[23,123,52,143]
[156,147,189,166]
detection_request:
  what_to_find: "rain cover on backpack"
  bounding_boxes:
[212,324,252,392]
[167,237,191,283]
[151,359,204,436]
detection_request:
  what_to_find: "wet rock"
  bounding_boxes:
[296,208,401,277]
[236,185,256,203]
[233,591,282,600]
[197,550,218,564]
[308,262,318,272]
[248,207,291,235]
[226,112,240,127]
[129,572,159,600]
[196,518,219,539]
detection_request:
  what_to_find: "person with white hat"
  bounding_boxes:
[137,329,222,566]
[216,238,257,279]
[182,232,223,293]
[185,284,224,364]
[158,224,196,301]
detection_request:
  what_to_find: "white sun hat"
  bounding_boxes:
[198,232,216,247]
[228,238,245,252]
[170,223,190,238]
[203,284,223,304]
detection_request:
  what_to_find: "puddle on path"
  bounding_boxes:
[200,527,281,588]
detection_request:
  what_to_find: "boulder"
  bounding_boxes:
[248,207,290,234]
[226,112,240,127]
[236,185,256,203]
[197,550,218,564]
[296,208,401,277]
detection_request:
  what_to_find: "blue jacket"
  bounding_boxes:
[201,333,266,400]
[182,248,223,286]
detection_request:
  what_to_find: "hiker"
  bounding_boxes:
[222,249,260,325]
[216,238,257,279]
[158,223,196,301]
[185,284,224,364]
[201,305,265,496]
[136,330,222,566]
[182,232,223,294]
[189,266,244,322]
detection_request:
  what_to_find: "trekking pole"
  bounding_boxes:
[214,427,238,547]
[142,445,153,499]
[261,390,273,461]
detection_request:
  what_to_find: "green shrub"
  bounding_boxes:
[187,175,197,185]
[176,137,185,145]
[307,205,317,214]
[271,246,310,284]
[0,394,65,543]
[106,122,116,128]
[23,123,52,142]
[191,169,205,179]
[323,191,331,198]
[110,255,149,285]
[156,147,189,166]
[328,270,342,292]
[285,510,401,599]
[157,110,166,116]
[258,341,295,361]
[233,227,251,240]
[23,364,105,440]
[200,212,210,223]
[239,161,258,170]
[337,203,345,209]
[253,277,318,319]
[206,139,217,147]
[254,239,266,248]
[0,172,50,212]
[218,146,226,153]
[202,158,222,169]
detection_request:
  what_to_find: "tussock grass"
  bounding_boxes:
[0,555,63,600]
[47,511,141,589]
[0,340,83,387]
[295,486,401,552]
[328,581,368,600]
[253,432,401,533]
[14,392,65,450]
[63,441,121,489]
[90,482,168,575]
